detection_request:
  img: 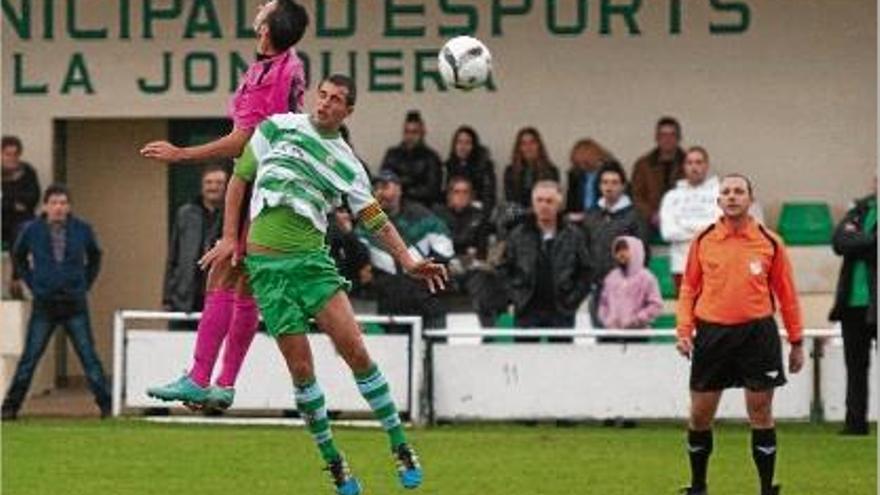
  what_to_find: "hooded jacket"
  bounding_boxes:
[598,236,663,329]
[659,175,721,274]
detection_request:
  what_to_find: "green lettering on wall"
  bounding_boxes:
[68,0,108,39]
[185,52,218,93]
[235,0,255,38]
[709,0,750,34]
[13,53,47,94]
[369,50,403,91]
[184,0,222,39]
[669,0,681,34]
[60,53,95,94]
[547,0,587,36]
[439,0,477,36]
[491,0,532,36]
[600,0,642,35]
[384,0,425,37]
[2,0,31,39]
[229,51,250,92]
[320,50,357,82]
[317,0,355,38]
[138,51,172,94]
[119,0,131,38]
[143,0,182,39]
[42,0,53,39]
[414,49,444,92]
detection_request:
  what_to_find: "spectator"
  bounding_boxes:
[380,110,443,208]
[631,116,685,235]
[500,181,591,340]
[162,165,228,328]
[433,177,491,261]
[359,170,454,329]
[584,161,650,287]
[2,184,110,420]
[1,136,40,252]
[444,126,497,214]
[659,146,720,290]
[829,179,877,436]
[598,236,663,340]
[503,127,559,210]
[566,138,617,223]
[328,206,372,296]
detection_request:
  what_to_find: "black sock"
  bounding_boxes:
[687,429,713,490]
[751,428,777,493]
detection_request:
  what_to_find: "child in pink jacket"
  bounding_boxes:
[598,236,663,330]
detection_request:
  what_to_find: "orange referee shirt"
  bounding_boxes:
[676,216,803,344]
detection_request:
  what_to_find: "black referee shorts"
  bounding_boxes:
[690,317,787,392]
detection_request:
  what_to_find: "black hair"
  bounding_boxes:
[43,183,70,203]
[655,116,682,139]
[405,110,423,125]
[597,160,627,185]
[201,161,230,178]
[613,238,629,252]
[321,74,357,106]
[266,0,309,53]
[447,125,485,164]
[721,173,755,197]
[2,135,22,153]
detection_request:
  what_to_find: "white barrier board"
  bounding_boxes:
[432,343,815,420]
[820,340,878,421]
[124,331,411,412]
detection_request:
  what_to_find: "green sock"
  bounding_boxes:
[294,379,340,463]
[355,363,407,450]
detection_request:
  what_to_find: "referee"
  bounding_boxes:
[676,174,804,495]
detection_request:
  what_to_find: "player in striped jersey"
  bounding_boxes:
[200,74,445,495]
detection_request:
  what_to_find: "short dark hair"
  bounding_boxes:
[405,110,423,125]
[43,183,70,203]
[597,160,627,185]
[721,173,754,197]
[656,116,682,138]
[321,74,357,106]
[266,0,309,52]
[201,162,230,178]
[2,135,22,153]
[447,175,473,191]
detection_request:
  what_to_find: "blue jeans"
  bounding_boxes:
[2,300,111,414]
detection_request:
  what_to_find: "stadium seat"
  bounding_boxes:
[650,314,677,344]
[648,256,677,299]
[486,313,515,344]
[777,202,834,245]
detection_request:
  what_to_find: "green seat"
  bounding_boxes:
[648,256,676,299]
[487,313,516,344]
[777,202,833,245]
[650,314,677,344]
[649,229,669,246]
[362,322,385,335]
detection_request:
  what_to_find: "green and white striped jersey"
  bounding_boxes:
[234,113,385,234]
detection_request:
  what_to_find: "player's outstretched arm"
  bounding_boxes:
[140,127,254,163]
[370,221,448,293]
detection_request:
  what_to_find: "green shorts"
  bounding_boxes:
[245,250,351,338]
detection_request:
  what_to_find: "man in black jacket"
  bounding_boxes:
[163,165,227,327]
[1,135,40,252]
[380,110,443,209]
[829,184,877,435]
[501,180,591,341]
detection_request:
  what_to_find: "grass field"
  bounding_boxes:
[2,419,875,494]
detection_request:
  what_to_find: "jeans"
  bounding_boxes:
[2,300,111,414]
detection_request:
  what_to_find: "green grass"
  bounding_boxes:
[2,420,875,494]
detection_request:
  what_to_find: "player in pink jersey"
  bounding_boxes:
[141,0,308,410]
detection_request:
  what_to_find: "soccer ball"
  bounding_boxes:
[438,36,493,91]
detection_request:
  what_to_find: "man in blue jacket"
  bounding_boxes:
[2,184,110,420]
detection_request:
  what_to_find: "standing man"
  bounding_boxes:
[202,75,445,495]
[829,178,876,435]
[501,180,592,340]
[379,110,443,208]
[1,135,40,252]
[163,164,228,329]
[2,184,111,420]
[676,174,804,495]
[631,117,686,236]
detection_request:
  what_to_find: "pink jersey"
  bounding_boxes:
[229,49,306,131]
